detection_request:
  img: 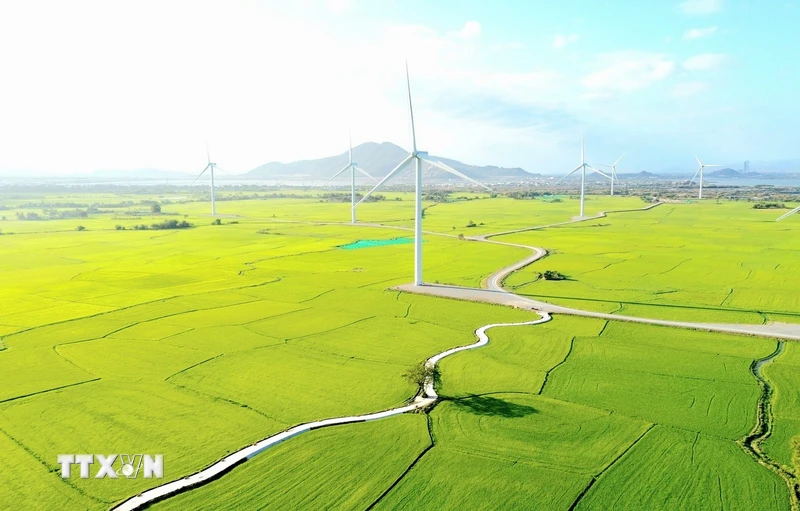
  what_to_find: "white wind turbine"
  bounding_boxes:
[324,132,377,223]
[776,205,800,221]
[690,153,721,199]
[192,145,219,215]
[598,153,625,196]
[356,62,492,286]
[557,130,611,218]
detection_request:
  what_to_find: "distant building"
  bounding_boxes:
[744,160,750,173]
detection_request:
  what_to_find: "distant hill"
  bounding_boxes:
[618,171,659,179]
[245,142,534,182]
[708,168,744,178]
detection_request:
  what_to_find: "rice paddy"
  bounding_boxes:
[0,190,798,509]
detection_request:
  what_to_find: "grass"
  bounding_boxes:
[576,425,790,510]
[0,190,797,509]
[763,341,800,470]
[500,200,800,324]
[152,415,431,510]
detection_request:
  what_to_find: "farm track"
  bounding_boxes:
[738,341,800,510]
[112,202,799,509]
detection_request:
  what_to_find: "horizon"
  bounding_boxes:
[1,0,799,176]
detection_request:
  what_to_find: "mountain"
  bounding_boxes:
[619,171,659,179]
[245,142,534,182]
[708,168,745,178]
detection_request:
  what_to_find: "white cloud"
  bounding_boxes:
[679,0,723,15]
[683,26,718,40]
[672,81,709,97]
[453,21,481,39]
[324,0,354,13]
[553,33,579,49]
[582,52,675,92]
[682,53,727,70]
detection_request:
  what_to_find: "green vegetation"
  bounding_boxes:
[501,201,800,324]
[0,190,796,509]
[153,415,430,510]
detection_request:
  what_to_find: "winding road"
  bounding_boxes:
[112,203,799,510]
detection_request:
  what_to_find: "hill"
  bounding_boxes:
[244,142,534,182]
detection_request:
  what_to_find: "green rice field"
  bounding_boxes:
[0,190,798,509]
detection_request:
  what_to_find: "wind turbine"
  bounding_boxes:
[356,61,491,286]
[324,132,377,223]
[690,154,721,199]
[557,130,611,217]
[598,153,625,196]
[193,145,218,215]
[776,205,800,221]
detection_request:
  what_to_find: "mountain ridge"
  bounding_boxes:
[244,142,534,182]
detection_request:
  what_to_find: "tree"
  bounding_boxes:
[543,270,566,281]
[76,225,86,231]
[402,363,441,391]
[151,203,162,214]
[212,218,222,225]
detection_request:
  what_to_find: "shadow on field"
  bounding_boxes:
[450,395,538,418]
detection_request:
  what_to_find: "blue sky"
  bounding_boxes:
[0,0,797,175]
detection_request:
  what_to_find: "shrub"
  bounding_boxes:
[212,218,222,225]
[115,225,125,230]
[466,220,477,228]
[76,225,86,231]
[543,270,567,281]
[752,202,785,210]
[151,219,191,230]
[150,203,162,214]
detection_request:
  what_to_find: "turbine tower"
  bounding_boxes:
[776,205,800,221]
[598,153,625,196]
[690,154,720,199]
[356,61,491,286]
[324,131,376,223]
[193,145,218,215]
[557,130,610,218]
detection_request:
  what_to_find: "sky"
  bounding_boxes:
[0,0,798,176]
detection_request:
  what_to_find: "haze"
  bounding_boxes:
[1,0,798,176]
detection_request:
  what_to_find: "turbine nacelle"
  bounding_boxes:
[412,150,429,158]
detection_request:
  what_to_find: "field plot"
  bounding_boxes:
[501,201,800,324]
[152,415,431,510]
[368,316,787,509]
[0,191,795,510]
[576,426,789,510]
[0,197,536,508]
[763,341,800,470]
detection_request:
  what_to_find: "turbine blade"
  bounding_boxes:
[776,205,800,221]
[587,165,611,179]
[406,60,417,152]
[689,166,702,184]
[704,164,722,167]
[355,154,414,206]
[323,164,351,186]
[192,166,210,185]
[206,144,211,165]
[355,166,377,181]
[348,129,353,164]
[694,153,702,166]
[421,157,492,191]
[613,152,626,167]
[556,165,583,184]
